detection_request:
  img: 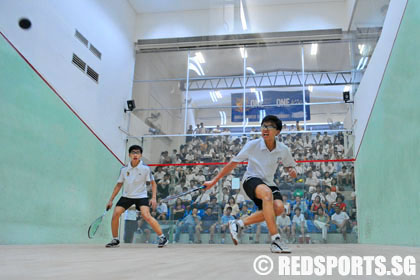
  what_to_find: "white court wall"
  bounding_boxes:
[0,0,137,162]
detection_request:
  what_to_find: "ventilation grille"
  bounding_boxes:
[89,44,102,59]
[75,30,88,47]
[87,66,99,82]
[72,53,86,72]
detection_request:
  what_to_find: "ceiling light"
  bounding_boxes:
[195,52,205,64]
[308,85,313,92]
[240,0,248,31]
[246,66,255,74]
[240,47,247,59]
[311,43,318,56]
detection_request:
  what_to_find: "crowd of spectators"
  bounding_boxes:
[127,126,356,244]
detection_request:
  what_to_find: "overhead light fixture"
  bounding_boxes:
[343,85,351,92]
[219,111,226,125]
[246,66,255,74]
[311,43,318,56]
[308,85,313,92]
[214,91,222,99]
[240,47,247,59]
[356,57,369,70]
[195,52,205,64]
[209,91,217,103]
[240,0,248,31]
[358,44,366,55]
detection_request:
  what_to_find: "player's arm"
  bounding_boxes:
[106,182,123,210]
[149,180,158,210]
[203,161,239,190]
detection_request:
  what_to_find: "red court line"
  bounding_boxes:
[0,31,124,165]
[148,159,355,167]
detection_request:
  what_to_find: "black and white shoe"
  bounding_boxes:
[229,220,240,245]
[105,239,120,248]
[158,236,168,248]
[271,237,291,253]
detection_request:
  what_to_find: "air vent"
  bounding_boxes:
[72,53,86,72]
[89,44,102,59]
[75,30,88,47]
[86,66,99,82]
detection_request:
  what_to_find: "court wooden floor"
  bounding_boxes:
[1,244,419,279]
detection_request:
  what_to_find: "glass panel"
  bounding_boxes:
[122,133,355,244]
[244,45,303,129]
[134,51,189,80]
[131,80,185,135]
[186,48,245,131]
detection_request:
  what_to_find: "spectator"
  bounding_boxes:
[224,197,240,217]
[123,205,138,244]
[157,174,170,198]
[212,125,222,134]
[156,198,168,220]
[291,207,307,244]
[194,169,206,185]
[335,196,347,212]
[219,207,235,244]
[292,195,308,214]
[154,166,165,183]
[282,194,291,216]
[192,189,210,209]
[314,207,330,243]
[208,196,222,217]
[305,170,319,191]
[174,207,201,243]
[331,205,350,242]
[337,166,349,186]
[180,187,192,207]
[172,198,186,220]
[233,189,245,206]
[311,185,326,203]
[310,195,325,217]
[276,211,291,241]
[195,207,218,244]
[186,125,194,143]
[325,186,337,211]
[216,187,230,206]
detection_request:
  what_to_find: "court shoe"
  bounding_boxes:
[270,237,291,253]
[158,236,169,248]
[229,220,240,245]
[105,239,120,248]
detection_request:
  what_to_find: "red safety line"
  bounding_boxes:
[0,31,124,165]
[148,158,355,167]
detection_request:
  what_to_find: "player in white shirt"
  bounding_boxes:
[204,115,297,253]
[105,145,168,248]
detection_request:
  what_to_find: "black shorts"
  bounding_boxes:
[243,177,282,210]
[116,197,149,211]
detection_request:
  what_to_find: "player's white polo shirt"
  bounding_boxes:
[232,138,296,186]
[117,161,154,199]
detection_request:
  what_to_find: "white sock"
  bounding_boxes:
[159,234,165,238]
[113,237,119,241]
[271,234,281,241]
[237,219,245,228]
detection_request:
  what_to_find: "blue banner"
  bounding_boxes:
[231,90,310,122]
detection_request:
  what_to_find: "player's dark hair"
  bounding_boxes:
[261,115,282,131]
[129,145,143,154]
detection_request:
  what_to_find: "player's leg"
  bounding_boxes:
[140,204,168,247]
[105,206,125,248]
[242,199,284,226]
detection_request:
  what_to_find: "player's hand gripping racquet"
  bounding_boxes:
[161,185,206,203]
[88,206,110,239]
